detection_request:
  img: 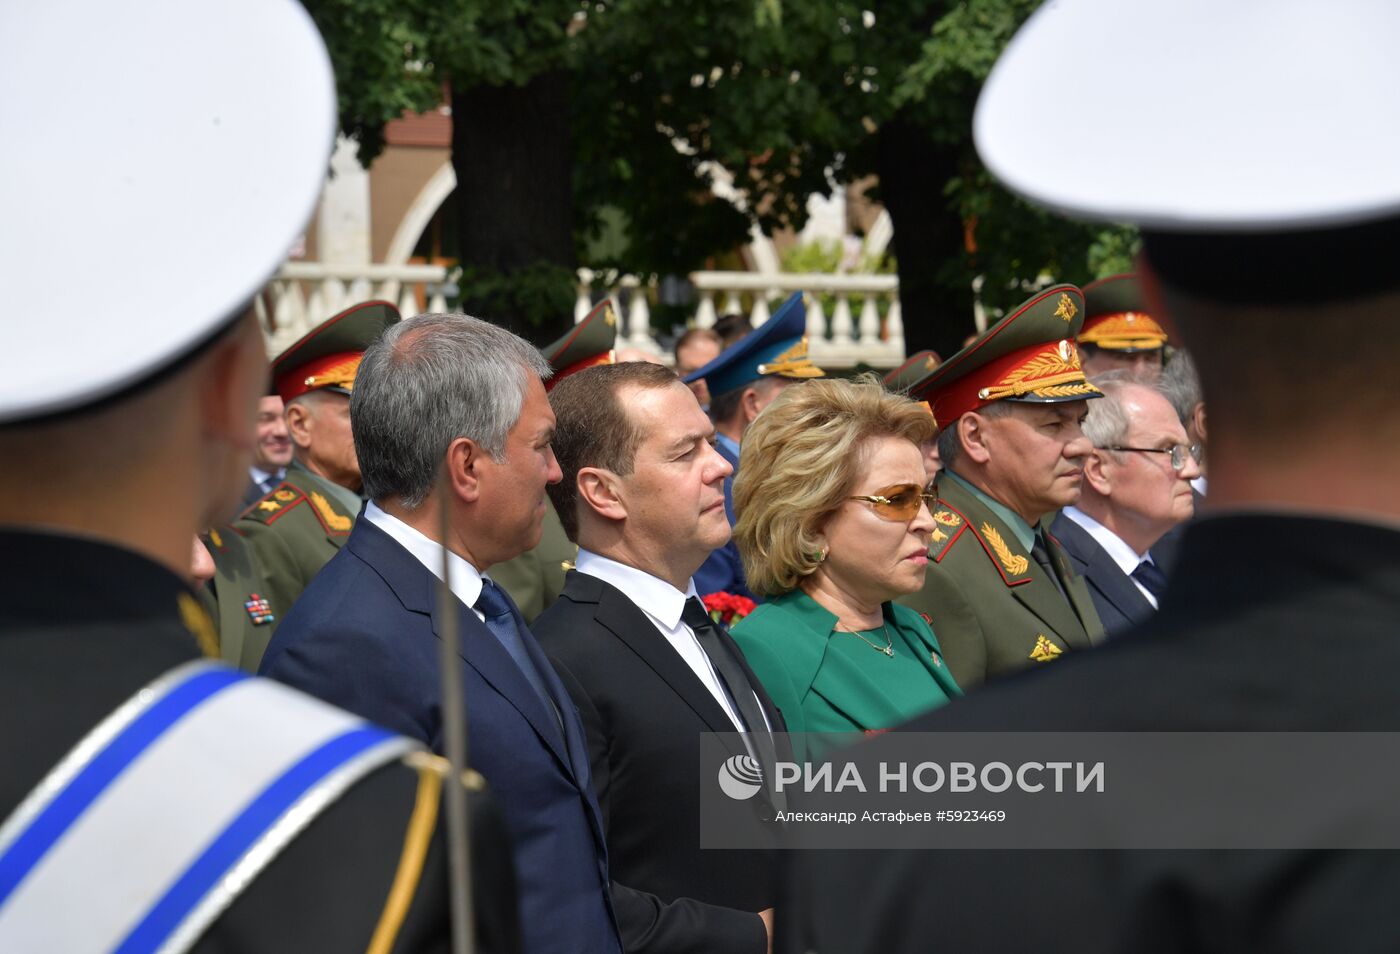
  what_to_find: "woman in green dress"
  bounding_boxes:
[729,377,961,756]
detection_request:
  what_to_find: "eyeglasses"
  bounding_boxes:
[1100,443,1203,471]
[849,483,937,522]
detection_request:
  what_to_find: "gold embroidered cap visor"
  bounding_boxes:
[910,284,1103,428]
[1080,273,1167,353]
[682,291,825,397]
[271,300,401,404]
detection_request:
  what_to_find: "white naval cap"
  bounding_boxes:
[0,0,336,424]
[974,0,1400,232]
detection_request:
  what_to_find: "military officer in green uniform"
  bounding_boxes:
[897,285,1107,688]
[489,300,614,619]
[198,526,278,672]
[1078,272,1171,377]
[233,301,399,632]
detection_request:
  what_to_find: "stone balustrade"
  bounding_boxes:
[257,261,449,355]
[576,269,905,368]
[260,261,906,368]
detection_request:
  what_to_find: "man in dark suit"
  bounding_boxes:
[1050,372,1199,636]
[262,314,754,954]
[779,2,1400,951]
[536,363,784,954]
[239,395,292,509]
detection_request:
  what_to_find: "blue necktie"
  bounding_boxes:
[475,579,562,731]
[1131,559,1169,602]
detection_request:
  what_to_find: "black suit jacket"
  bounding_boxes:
[1049,512,1157,638]
[781,515,1400,954]
[536,570,784,954]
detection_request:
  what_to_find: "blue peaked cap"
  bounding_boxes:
[681,292,825,397]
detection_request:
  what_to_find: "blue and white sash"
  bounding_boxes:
[0,661,417,953]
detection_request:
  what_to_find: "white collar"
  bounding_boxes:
[574,549,697,628]
[1062,506,1151,576]
[249,465,281,484]
[363,501,487,611]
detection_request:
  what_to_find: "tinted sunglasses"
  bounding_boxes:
[848,483,937,523]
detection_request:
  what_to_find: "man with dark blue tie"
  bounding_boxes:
[1050,372,1200,636]
[262,312,750,954]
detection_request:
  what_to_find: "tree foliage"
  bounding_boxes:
[301,0,1136,345]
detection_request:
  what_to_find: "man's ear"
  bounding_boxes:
[1193,403,1208,444]
[445,436,485,504]
[1083,450,1113,495]
[284,400,313,450]
[740,385,765,426]
[577,467,627,522]
[960,413,992,465]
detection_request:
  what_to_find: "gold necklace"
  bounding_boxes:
[836,621,895,657]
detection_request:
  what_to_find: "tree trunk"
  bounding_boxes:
[451,70,576,345]
[876,116,975,361]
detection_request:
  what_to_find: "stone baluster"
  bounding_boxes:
[805,294,827,342]
[885,296,904,347]
[575,268,595,322]
[721,290,743,317]
[627,283,653,348]
[751,294,772,327]
[859,293,882,346]
[347,276,373,307]
[427,286,447,313]
[830,293,854,346]
[397,286,420,319]
[695,291,717,329]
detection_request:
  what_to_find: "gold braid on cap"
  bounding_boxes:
[302,354,363,392]
[975,342,1099,402]
[757,337,825,378]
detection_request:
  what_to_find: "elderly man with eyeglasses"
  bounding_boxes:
[1049,372,1201,637]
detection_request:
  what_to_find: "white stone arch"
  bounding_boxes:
[385,160,457,265]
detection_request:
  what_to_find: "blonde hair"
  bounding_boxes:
[734,376,937,596]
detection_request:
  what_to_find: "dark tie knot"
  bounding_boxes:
[475,579,515,619]
[682,597,717,633]
[1131,559,1169,601]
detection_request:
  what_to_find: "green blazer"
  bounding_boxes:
[896,472,1105,690]
[730,590,961,758]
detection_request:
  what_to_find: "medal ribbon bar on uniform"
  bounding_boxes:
[0,661,417,954]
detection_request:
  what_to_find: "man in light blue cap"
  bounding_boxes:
[683,293,825,600]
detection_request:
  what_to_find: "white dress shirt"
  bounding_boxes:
[248,465,284,492]
[575,549,770,732]
[1061,506,1159,608]
[363,501,488,621]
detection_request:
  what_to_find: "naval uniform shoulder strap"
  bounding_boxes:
[0,660,418,954]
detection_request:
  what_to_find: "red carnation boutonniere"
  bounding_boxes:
[701,591,756,629]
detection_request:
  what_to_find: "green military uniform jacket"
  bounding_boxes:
[199,526,280,672]
[233,460,359,633]
[897,470,1105,689]
[731,590,962,758]
[489,501,576,623]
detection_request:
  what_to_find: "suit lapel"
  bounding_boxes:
[346,520,579,780]
[583,574,745,743]
[1077,533,1154,628]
